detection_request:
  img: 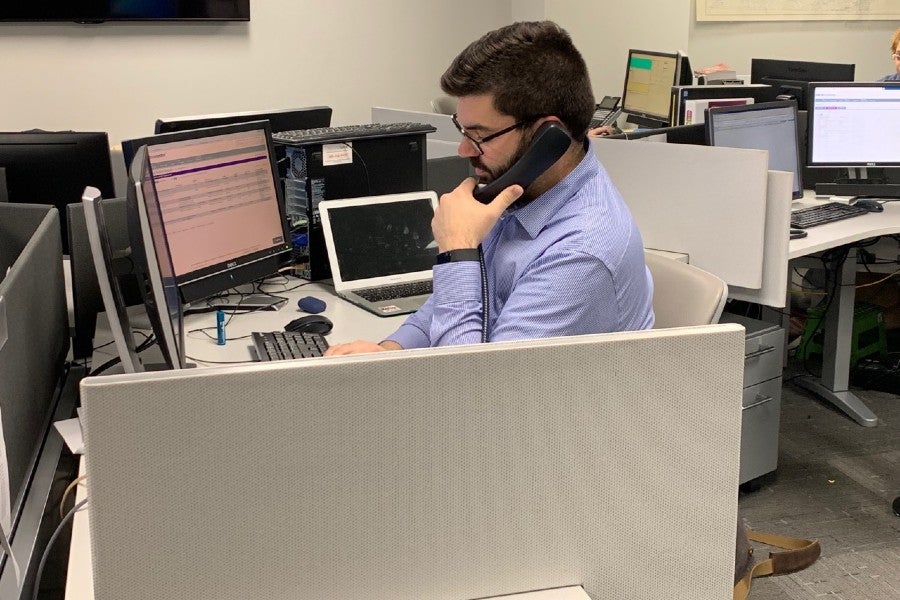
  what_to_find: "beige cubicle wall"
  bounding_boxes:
[80,324,745,600]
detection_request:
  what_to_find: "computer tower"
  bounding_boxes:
[281,131,428,280]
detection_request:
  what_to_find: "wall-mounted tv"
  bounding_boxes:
[0,2,250,23]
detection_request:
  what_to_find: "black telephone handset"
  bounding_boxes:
[472,122,572,203]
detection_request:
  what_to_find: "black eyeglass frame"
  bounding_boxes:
[451,113,538,155]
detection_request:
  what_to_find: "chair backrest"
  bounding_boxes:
[645,251,728,328]
[430,95,458,115]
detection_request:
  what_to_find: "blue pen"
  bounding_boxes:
[216,310,226,345]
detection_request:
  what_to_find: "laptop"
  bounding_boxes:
[319,191,439,316]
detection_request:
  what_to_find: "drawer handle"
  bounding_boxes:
[744,394,774,410]
[745,345,776,360]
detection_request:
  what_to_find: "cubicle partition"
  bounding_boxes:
[0,203,77,599]
[594,139,791,306]
[81,324,746,600]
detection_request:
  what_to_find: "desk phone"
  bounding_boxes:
[589,95,621,129]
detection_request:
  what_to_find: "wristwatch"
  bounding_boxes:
[435,248,480,265]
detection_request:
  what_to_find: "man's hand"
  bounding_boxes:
[324,339,402,356]
[587,125,616,137]
[432,178,523,251]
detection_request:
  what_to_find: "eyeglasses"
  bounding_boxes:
[893,52,900,61]
[451,113,531,155]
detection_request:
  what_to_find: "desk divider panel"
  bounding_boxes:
[0,203,69,596]
[594,139,769,290]
[82,324,745,600]
[728,170,792,307]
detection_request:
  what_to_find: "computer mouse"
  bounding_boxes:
[852,198,883,212]
[285,314,333,335]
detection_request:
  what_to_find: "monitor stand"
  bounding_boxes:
[184,293,288,315]
[815,167,900,199]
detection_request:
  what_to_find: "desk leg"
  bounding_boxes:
[794,248,878,427]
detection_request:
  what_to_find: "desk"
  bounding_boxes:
[788,193,900,426]
[90,281,405,370]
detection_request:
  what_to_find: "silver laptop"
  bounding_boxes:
[319,191,439,317]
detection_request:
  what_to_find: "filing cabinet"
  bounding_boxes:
[720,313,784,484]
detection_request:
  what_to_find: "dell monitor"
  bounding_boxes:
[0,131,115,253]
[706,100,804,199]
[114,121,293,370]
[750,58,855,111]
[807,81,900,198]
[621,49,681,129]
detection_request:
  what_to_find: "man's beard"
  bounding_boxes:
[471,133,531,185]
[470,134,537,208]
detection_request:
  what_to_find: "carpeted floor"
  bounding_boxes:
[738,382,900,599]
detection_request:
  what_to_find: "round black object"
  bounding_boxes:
[285,314,333,335]
[893,495,900,517]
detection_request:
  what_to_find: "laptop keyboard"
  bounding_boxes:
[251,331,329,362]
[355,280,433,302]
[790,201,869,229]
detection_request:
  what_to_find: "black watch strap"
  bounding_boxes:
[435,248,481,265]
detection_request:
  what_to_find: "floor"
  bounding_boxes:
[738,381,900,600]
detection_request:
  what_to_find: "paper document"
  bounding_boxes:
[54,417,85,455]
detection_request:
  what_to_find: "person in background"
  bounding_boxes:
[879,27,900,81]
[325,20,654,356]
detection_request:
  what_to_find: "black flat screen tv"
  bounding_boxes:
[0,2,250,23]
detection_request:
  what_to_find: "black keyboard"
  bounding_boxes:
[251,331,329,362]
[272,122,436,145]
[790,202,870,229]
[355,280,433,302]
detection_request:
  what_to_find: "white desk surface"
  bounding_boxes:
[788,192,900,259]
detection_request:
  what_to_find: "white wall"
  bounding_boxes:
[2,0,897,161]
[0,0,511,147]
[544,0,691,98]
[689,14,900,82]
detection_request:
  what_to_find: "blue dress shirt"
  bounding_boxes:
[387,140,655,349]
[879,72,900,81]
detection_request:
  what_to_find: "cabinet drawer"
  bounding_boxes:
[740,378,781,483]
[743,329,784,388]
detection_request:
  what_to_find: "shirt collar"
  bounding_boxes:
[509,138,597,239]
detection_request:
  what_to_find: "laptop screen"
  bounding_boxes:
[324,194,439,282]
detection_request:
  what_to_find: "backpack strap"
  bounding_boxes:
[733,528,821,600]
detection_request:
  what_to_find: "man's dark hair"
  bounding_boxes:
[440,21,595,141]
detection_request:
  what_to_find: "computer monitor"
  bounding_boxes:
[0,131,115,253]
[621,49,681,128]
[153,106,332,135]
[807,81,900,198]
[706,100,803,199]
[118,121,293,369]
[750,58,855,111]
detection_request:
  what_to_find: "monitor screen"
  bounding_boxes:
[0,131,115,253]
[706,100,803,198]
[750,58,855,111]
[133,121,292,305]
[621,49,680,128]
[808,82,900,168]
[0,2,250,22]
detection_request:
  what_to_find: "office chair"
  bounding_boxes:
[430,95,458,115]
[645,251,728,327]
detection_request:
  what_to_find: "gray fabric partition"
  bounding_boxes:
[0,203,68,517]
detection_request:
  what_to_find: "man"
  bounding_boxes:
[326,20,653,356]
